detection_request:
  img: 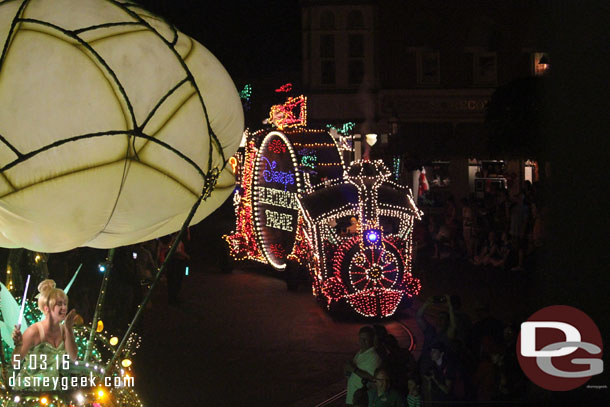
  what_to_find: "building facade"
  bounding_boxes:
[301,0,549,200]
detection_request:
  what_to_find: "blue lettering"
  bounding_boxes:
[261,157,295,190]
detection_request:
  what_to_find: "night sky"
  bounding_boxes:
[138,0,302,97]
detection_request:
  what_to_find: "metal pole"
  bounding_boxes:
[84,248,115,362]
[105,189,207,375]
[0,328,8,390]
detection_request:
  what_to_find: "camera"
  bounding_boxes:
[432,295,446,304]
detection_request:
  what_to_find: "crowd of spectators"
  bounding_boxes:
[414,181,545,271]
[341,181,548,406]
[344,295,528,406]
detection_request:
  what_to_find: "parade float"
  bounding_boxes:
[0,0,243,405]
[225,94,422,318]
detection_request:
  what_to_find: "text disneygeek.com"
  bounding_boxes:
[11,355,134,391]
[9,372,135,391]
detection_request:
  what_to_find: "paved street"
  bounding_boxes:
[130,246,540,407]
[129,234,606,406]
[133,267,421,406]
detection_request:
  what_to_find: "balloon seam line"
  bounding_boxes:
[181,35,194,62]
[18,18,138,131]
[140,77,189,131]
[72,21,144,35]
[109,0,227,172]
[98,146,132,236]
[137,90,197,155]
[1,132,205,177]
[0,157,127,200]
[112,0,179,46]
[0,0,30,79]
[0,133,22,157]
[83,27,150,46]
[0,130,127,172]
[0,170,15,191]
[15,25,131,132]
[0,131,207,194]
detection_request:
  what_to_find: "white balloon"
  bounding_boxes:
[0,0,243,252]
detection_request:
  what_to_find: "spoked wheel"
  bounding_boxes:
[335,236,405,295]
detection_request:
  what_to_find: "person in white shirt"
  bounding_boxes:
[345,326,382,405]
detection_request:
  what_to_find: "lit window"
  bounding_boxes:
[534,52,549,76]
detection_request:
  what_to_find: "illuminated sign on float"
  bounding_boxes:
[255,186,299,209]
[265,209,293,231]
[326,122,355,136]
[261,157,295,190]
[268,95,307,130]
[275,83,293,93]
[252,132,301,270]
[298,148,318,169]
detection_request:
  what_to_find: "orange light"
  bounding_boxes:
[96,320,104,332]
[268,95,307,129]
[229,157,238,174]
[40,396,49,405]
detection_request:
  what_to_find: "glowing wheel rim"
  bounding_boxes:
[336,237,405,295]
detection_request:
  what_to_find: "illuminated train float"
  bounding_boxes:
[225,128,422,318]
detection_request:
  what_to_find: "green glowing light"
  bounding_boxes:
[239,84,252,100]
[326,122,355,135]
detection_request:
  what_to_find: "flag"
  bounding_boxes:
[418,168,429,196]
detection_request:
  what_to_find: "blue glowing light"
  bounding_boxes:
[367,231,379,242]
[98,264,106,273]
[261,157,295,190]
[185,266,189,276]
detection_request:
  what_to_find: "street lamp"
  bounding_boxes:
[365,133,378,146]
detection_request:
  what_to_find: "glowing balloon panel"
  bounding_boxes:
[0,0,244,251]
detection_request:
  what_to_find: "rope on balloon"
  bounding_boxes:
[0,1,228,182]
[17,17,138,132]
[0,131,211,196]
[0,0,29,78]
[111,0,228,172]
[104,168,219,377]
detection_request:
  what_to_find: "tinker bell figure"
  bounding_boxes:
[11,279,77,391]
